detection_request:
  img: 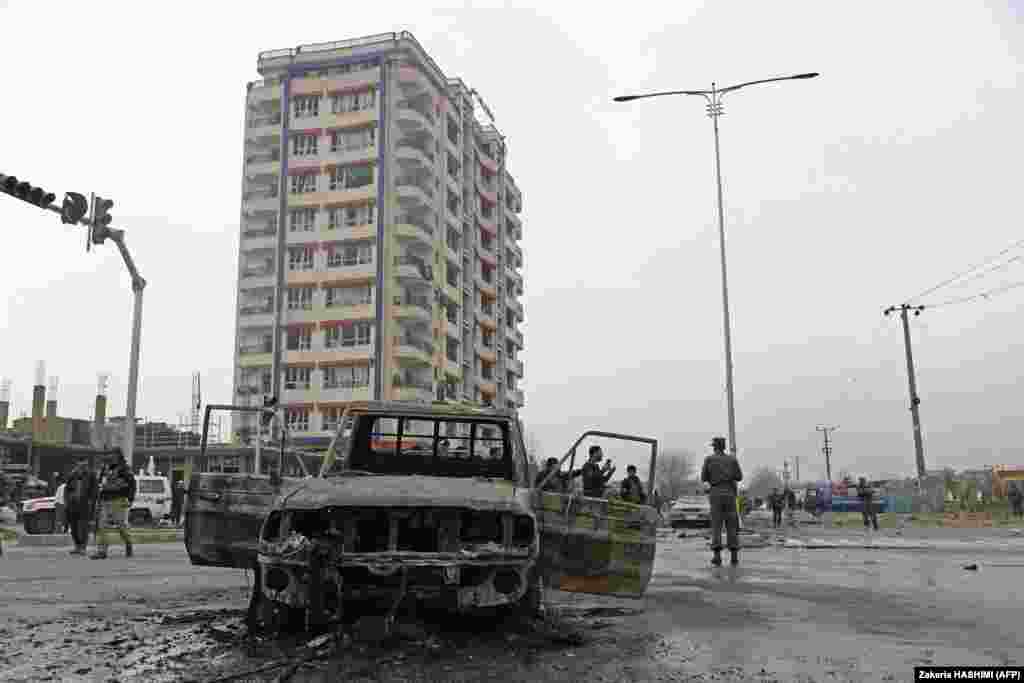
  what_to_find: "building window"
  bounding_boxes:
[329,164,374,191]
[286,287,313,310]
[291,134,318,157]
[329,87,377,114]
[324,322,372,349]
[285,408,310,431]
[326,242,373,268]
[287,247,314,272]
[289,209,316,232]
[293,96,319,119]
[325,284,373,308]
[321,406,342,432]
[330,126,376,152]
[328,202,376,230]
[284,367,311,390]
[290,174,317,194]
[323,364,371,389]
[286,328,312,351]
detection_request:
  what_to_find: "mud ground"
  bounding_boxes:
[2,530,1023,682]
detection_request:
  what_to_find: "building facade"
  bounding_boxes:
[234,32,526,447]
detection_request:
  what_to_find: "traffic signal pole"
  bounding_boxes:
[2,176,146,468]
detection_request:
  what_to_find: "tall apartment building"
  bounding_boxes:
[234,32,526,448]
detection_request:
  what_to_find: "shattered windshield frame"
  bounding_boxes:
[323,413,517,481]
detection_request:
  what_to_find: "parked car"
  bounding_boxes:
[185,400,661,633]
[667,496,712,528]
[130,474,172,526]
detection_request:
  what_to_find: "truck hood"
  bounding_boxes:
[281,475,531,513]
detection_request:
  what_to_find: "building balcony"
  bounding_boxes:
[476,177,498,205]
[392,385,433,403]
[238,305,275,329]
[320,385,373,404]
[244,192,280,212]
[285,229,319,247]
[394,218,433,245]
[478,379,498,397]
[246,115,282,141]
[323,70,380,96]
[241,232,277,252]
[393,297,433,323]
[397,64,433,93]
[475,273,498,298]
[508,358,524,377]
[396,181,434,209]
[246,154,281,177]
[282,306,322,325]
[322,302,375,322]
[508,298,523,321]
[239,268,276,290]
[281,386,317,406]
[394,255,432,282]
[476,145,498,174]
[323,108,377,132]
[394,336,433,365]
[285,268,320,287]
[509,388,524,406]
[395,143,435,171]
[238,351,273,369]
[477,308,498,331]
[323,142,377,168]
[445,357,461,378]
[395,105,435,134]
[477,343,498,364]
[248,81,281,106]
[322,261,376,286]
[446,317,460,339]
[289,183,376,210]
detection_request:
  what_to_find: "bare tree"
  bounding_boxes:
[746,467,785,499]
[653,449,696,502]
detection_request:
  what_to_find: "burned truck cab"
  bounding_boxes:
[253,402,542,627]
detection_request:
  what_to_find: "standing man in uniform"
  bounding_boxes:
[91,448,136,560]
[170,480,186,527]
[856,476,879,531]
[620,465,647,504]
[701,436,743,567]
[64,458,98,555]
[769,488,784,529]
[1008,483,1023,519]
[581,446,616,499]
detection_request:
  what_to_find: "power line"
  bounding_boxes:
[924,279,1024,309]
[905,237,1024,304]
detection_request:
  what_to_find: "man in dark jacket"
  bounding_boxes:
[1010,484,1023,519]
[581,446,615,498]
[535,457,569,493]
[701,437,743,567]
[170,480,186,526]
[64,459,98,555]
[769,488,784,529]
[856,477,879,531]
[91,449,135,559]
[620,465,646,504]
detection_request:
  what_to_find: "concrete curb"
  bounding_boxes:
[4,529,184,548]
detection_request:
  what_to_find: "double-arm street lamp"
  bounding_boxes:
[614,73,819,459]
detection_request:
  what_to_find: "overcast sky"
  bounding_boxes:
[2,1,1022,481]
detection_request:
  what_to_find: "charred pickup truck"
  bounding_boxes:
[184,401,659,633]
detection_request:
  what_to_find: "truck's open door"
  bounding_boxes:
[184,404,310,569]
[532,431,659,598]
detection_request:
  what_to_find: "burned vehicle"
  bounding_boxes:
[184,401,659,632]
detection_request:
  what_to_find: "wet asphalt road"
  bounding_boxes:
[1,532,1023,682]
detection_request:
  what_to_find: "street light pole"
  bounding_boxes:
[615,72,819,459]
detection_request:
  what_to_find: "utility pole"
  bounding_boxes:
[817,425,838,481]
[884,304,927,480]
[794,456,800,482]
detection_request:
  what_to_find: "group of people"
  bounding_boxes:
[53,448,138,559]
[534,445,649,504]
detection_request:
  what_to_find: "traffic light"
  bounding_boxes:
[0,173,56,208]
[61,192,89,225]
[91,196,114,245]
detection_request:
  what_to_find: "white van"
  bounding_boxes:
[130,474,171,525]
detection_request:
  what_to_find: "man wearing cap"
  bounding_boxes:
[91,448,136,560]
[64,458,98,555]
[581,446,616,499]
[700,436,743,567]
[620,465,647,505]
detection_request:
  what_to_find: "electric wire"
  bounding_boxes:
[904,237,1024,304]
[923,279,1024,309]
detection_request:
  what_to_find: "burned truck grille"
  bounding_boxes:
[289,507,534,554]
